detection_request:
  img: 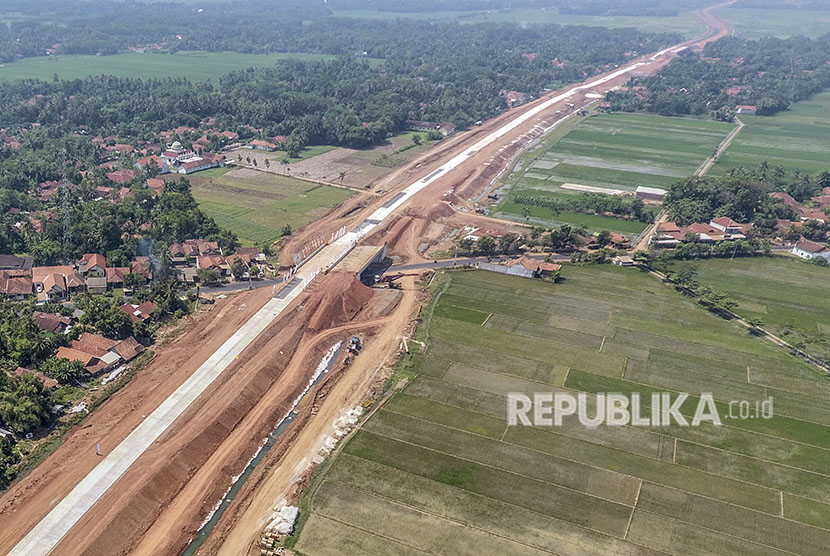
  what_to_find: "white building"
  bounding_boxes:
[792,238,830,261]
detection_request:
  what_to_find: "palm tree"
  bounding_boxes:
[338,171,346,183]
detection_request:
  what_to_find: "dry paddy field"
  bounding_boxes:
[188,167,353,245]
[292,266,830,556]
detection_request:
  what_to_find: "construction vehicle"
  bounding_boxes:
[373,272,418,288]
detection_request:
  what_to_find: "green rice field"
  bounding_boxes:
[493,112,734,235]
[718,7,830,39]
[335,9,704,38]
[712,91,830,177]
[293,267,830,555]
[187,167,353,245]
[0,51,361,82]
[694,256,830,362]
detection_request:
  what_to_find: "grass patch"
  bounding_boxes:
[188,169,353,245]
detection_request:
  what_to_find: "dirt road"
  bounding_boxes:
[205,278,419,556]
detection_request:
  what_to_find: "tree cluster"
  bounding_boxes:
[607,34,830,119]
[513,192,653,223]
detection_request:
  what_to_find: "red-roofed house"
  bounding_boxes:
[55,346,110,375]
[792,238,830,261]
[247,139,278,151]
[177,153,225,174]
[0,272,32,300]
[131,257,152,280]
[119,301,157,322]
[769,192,799,209]
[106,267,130,289]
[135,155,170,175]
[506,256,561,279]
[503,91,527,107]
[106,168,138,184]
[437,122,457,137]
[197,255,230,276]
[78,253,106,276]
[15,367,58,389]
[32,266,85,301]
[798,207,828,223]
[709,217,743,234]
[32,311,71,333]
[146,178,166,196]
[735,105,757,115]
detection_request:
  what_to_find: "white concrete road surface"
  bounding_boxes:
[10,50,675,556]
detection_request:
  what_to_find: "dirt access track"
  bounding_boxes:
[0,4,732,555]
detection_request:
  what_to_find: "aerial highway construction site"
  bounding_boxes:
[0,5,734,554]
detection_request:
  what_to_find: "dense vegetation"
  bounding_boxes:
[0,128,235,265]
[0,21,672,146]
[330,0,710,16]
[512,193,654,223]
[664,167,829,237]
[607,34,830,119]
[0,0,680,63]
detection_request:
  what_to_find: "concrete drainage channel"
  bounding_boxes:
[181,341,346,556]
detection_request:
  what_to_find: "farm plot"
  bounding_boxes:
[293,267,830,555]
[237,131,439,190]
[187,167,353,245]
[493,113,732,236]
[334,9,703,38]
[693,256,830,363]
[718,7,830,39]
[712,91,830,176]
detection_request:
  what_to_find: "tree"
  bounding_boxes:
[281,224,293,236]
[0,435,19,490]
[476,235,496,256]
[521,207,531,221]
[123,272,147,289]
[264,159,270,169]
[338,171,346,183]
[196,268,221,286]
[632,250,651,265]
[0,374,52,434]
[150,243,173,283]
[39,358,86,383]
[78,296,134,340]
[457,237,474,254]
[595,230,611,246]
[412,134,422,146]
[230,257,246,280]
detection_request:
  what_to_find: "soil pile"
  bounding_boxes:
[306,273,373,332]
